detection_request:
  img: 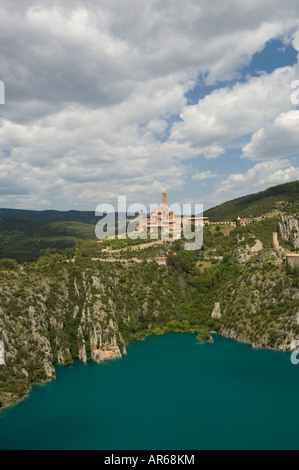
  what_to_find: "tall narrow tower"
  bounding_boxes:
[162,192,167,205]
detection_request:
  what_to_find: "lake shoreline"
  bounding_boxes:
[0,332,298,450]
[0,329,292,415]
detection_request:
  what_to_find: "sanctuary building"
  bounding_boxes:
[134,193,209,237]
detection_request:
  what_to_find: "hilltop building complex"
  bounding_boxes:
[134,193,208,237]
[134,193,253,236]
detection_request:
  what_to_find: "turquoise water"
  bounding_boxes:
[0,333,299,450]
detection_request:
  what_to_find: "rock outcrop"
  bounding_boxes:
[0,333,5,366]
[236,239,264,264]
[220,327,251,345]
[212,303,222,319]
[278,215,299,249]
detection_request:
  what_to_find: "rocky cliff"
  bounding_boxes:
[0,245,187,410]
[0,265,128,408]
[217,253,299,352]
[278,215,299,249]
[0,333,5,366]
[212,303,222,319]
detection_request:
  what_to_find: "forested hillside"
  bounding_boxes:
[0,219,96,263]
[0,208,99,224]
[205,181,298,221]
[0,212,131,262]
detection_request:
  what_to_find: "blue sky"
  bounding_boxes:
[0,1,298,211]
[186,38,298,105]
[168,38,299,210]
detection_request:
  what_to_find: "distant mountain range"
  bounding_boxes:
[0,210,128,262]
[0,208,99,224]
[0,218,96,263]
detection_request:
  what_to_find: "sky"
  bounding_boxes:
[0,0,298,212]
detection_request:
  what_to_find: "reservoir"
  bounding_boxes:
[0,333,298,450]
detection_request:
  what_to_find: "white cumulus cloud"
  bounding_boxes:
[0,0,298,208]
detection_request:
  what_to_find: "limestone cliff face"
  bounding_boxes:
[216,256,299,352]
[220,327,251,345]
[0,332,5,366]
[212,303,222,319]
[1,252,184,409]
[0,264,130,409]
[220,325,298,352]
[90,321,124,364]
[28,306,55,380]
[235,239,264,265]
[278,215,299,249]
